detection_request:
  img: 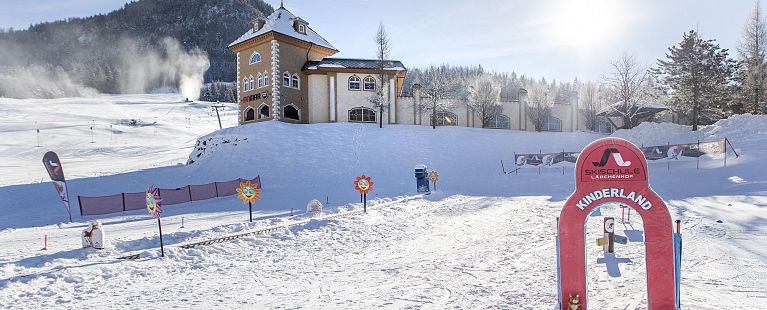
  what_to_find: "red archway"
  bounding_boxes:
[558,138,676,309]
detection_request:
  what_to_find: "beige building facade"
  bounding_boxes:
[229,5,608,133]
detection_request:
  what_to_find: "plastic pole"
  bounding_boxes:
[363,193,367,213]
[249,201,253,223]
[158,218,165,258]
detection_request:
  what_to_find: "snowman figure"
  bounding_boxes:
[81,221,106,250]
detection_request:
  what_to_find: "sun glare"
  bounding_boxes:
[555,0,619,48]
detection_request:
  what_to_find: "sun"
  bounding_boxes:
[237,180,261,204]
[554,0,620,48]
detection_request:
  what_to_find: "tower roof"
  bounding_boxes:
[228,7,337,52]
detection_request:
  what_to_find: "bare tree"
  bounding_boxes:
[467,74,502,128]
[737,1,767,114]
[370,22,391,128]
[419,68,457,129]
[602,53,650,129]
[580,82,602,131]
[527,82,554,131]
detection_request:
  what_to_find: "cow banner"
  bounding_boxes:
[42,151,72,222]
[516,139,726,167]
[515,152,579,166]
[641,139,726,161]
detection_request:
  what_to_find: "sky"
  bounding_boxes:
[0,0,756,82]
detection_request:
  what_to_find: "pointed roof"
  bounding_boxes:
[228,7,337,52]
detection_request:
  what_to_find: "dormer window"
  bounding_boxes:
[251,18,265,33]
[293,19,308,35]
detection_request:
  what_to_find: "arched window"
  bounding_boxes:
[291,74,300,89]
[257,73,263,88]
[243,107,255,122]
[431,111,458,126]
[283,72,291,87]
[545,116,562,131]
[250,52,261,64]
[363,76,376,91]
[489,115,510,129]
[249,76,254,92]
[243,79,249,91]
[283,104,300,120]
[348,107,376,123]
[258,104,270,119]
[596,118,612,134]
[348,75,361,90]
[263,72,269,87]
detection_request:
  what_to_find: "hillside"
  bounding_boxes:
[0,0,273,96]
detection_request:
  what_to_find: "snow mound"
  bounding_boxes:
[611,114,767,146]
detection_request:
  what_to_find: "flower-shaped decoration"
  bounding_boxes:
[428,170,439,184]
[237,180,261,204]
[145,186,162,219]
[354,175,373,195]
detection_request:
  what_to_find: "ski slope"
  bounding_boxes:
[0,94,766,308]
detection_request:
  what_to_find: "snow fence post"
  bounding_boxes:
[538,150,541,175]
[723,138,728,167]
[667,142,670,171]
[696,140,700,169]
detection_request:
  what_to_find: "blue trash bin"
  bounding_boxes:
[414,164,430,194]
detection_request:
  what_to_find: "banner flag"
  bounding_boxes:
[515,139,726,167]
[42,151,72,222]
[515,152,579,166]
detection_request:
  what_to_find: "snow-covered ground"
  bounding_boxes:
[1,94,766,308]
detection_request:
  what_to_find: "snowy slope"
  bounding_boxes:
[0,95,766,309]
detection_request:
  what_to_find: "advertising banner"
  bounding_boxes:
[516,139,725,167]
[515,152,579,166]
[42,151,72,222]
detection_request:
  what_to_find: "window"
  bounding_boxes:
[348,107,376,123]
[250,52,261,64]
[243,107,255,122]
[243,79,249,91]
[545,116,562,132]
[298,24,305,34]
[596,118,612,134]
[257,73,263,88]
[249,76,254,92]
[489,115,510,129]
[363,76,376,91]
[291,74,299,89]
[263,72,269,87]
[283,104,300,120]
[348,76,361,90]
[258,104,270,119]
[431,111,458,126]
[283,72,290,87]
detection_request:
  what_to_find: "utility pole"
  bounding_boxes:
[212,101,224,130]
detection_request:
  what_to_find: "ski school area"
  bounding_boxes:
[0,95,766,309]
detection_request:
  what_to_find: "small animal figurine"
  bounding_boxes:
[568,293,581,310]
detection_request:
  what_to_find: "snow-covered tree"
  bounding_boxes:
[467,74,502,128]
[602,53,652,129]
[654,30,737,130]
[580,82,603,131]
[419,67,458,129]
[737,2,767,114]
[526,81,554,132]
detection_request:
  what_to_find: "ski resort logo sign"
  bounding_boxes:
[557,137,677,309]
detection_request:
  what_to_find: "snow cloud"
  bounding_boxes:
[119,37,210,101]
